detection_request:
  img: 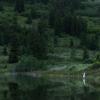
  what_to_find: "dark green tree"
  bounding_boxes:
[69,0,81,12]
[14,0,25,13]
[48,9,55,28]
[0,1,3,11]
[69,39,74,48]
[83,48,89,61]
[49,0,65,32]
[2,46,8,56]
[70,48,76,60]
[64,15,87,36]
[29,33,46,59]
[80,33,88,48]
[38,0,49,4]
[8,34,20,63]
[88,34,99,50]
[96,54,100,61]
[30,7,38,19]
[26,14,33,24]
[38,18,48,34]
[28,24,48,59]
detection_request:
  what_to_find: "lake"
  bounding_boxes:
[0,74,100,100]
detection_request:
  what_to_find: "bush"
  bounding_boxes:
[91,62,100,69]
[15,56,46,72]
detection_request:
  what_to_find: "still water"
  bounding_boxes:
[0,74,100,100]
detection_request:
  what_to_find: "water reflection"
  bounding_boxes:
[83,78,86,86]
[0,74,100,100]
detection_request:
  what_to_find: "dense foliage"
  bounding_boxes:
[0,0,99,71]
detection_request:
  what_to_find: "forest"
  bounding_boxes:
[0,0,98,74]
[0,0,100,100]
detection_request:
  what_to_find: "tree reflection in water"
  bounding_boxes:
[1,75,100,100]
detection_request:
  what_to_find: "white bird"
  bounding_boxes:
[83,72,86,86]
[83,72,86,79]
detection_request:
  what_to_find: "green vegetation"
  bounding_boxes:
[0,1,100,100]
[0,0,99,77]
[15,56,46,72]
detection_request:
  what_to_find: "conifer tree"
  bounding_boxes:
[69,39,74,48]
[8,34,19,63]
[28,22,48,59]
[15,0,25,13]
[26,14,33,24]
[83,48,89,61]
[0,1,3,11]
[2,46,8,56]
[30,7,38,19]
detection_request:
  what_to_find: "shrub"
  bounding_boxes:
[15,56,46,72]
[91,62,100,69]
